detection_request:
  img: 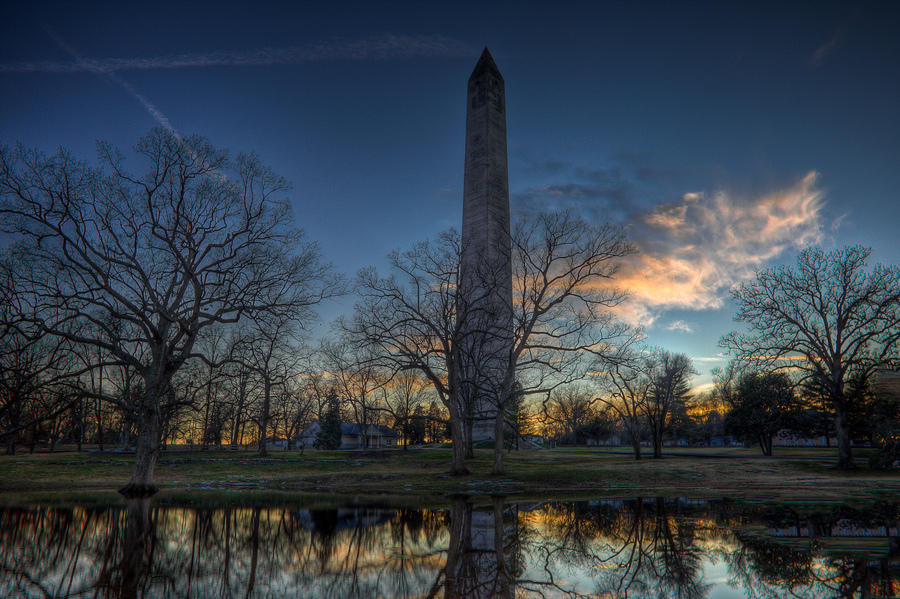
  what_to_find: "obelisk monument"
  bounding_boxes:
[459,47,513,442]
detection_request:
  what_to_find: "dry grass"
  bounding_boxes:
[0,446,897,504]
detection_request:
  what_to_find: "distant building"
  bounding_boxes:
[297,421,399,449]
[586,435,620,447]
[265,436,288,450]
[773,429,829,447]
[520,434,547,447]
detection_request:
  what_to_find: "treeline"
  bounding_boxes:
[1,130,898,494]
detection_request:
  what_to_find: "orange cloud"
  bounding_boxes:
[613,172,824,327]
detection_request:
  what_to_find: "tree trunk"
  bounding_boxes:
[464,417,474,459]
[117,497,151,599]
[76,399,83,452]
[245,507,260,599]
[444,498,471,598]
[835,408,853,469]
[201,384,211,450]
[631,435,642,460]
[492,409,505,475]
[492,495,512,597]
[120,403,161,497]
[258,381,271,457]
[759,434,773,456]
[652,429,663,459]
[449,419,469,476]
[97,360,104,451]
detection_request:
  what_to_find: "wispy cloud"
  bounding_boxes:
[692,354,728,363]
[0,34,473,74]
[615,171,826,326]
[42,28,178,134]
[665,320,693,334]
[811,30,841,67]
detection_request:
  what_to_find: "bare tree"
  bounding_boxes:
[382,371,430,450]
[346,231,473,474]
[489,211,635,473]
[191,326,229,449]
[599,354,651,459]
[321,341,387,450]
[0,129,341,494]
[348,213,633,474]
[541,385,597,445]
[642,349,696,459]
[223,333,259,449]
[232,312,307,456]
[721,246,900,469]
[272,376,315,450]
[0,266,75,454]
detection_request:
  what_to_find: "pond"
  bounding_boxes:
[0,497,897,598]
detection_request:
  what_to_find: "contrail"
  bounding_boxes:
[43,28,178,135]
[1,34,474,74]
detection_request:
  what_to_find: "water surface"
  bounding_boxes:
[1,497,897,598]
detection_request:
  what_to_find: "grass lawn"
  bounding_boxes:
[0,445,897,506]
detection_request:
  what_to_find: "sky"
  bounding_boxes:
[2,1,899,390]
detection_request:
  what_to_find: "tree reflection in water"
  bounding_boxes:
[0,497,896,598]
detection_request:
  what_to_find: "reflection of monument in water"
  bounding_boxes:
[443,497,518,599]
[458,47,514,442]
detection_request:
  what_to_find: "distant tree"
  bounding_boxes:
[273,378,315,451]
[599,354,651,459]
[408,404,427,445]
[871,364,900,469]
[642,349,696,458]
[542,385,597,445]
[382,372,429,450]
[723,371,798,456]
[576,408,617,445]
[426,401,446,443]
[315,395,342,450]
[232,311,305,457]
[0,129,341,493]
[721,246,900,469]
[0,268,74,454]
[322,341,385,449]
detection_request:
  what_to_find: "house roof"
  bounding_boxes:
[301,421,398,438]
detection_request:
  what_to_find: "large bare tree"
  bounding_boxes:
[348,212,634,475]
[346,230,474,474]
[0,129,340,493]
[721,246,900,469]
[489,211,634,473]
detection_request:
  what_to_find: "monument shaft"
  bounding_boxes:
[459,48,513,442]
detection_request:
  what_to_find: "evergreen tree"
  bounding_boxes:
[724,371,799,456]
[315,395,342,450]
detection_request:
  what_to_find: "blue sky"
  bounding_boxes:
[2,1,899,389]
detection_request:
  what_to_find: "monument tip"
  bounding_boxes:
[470,46,502,80]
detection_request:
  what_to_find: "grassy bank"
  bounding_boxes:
[1,446,897,505]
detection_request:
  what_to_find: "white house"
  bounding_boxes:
[298,421,399,449]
